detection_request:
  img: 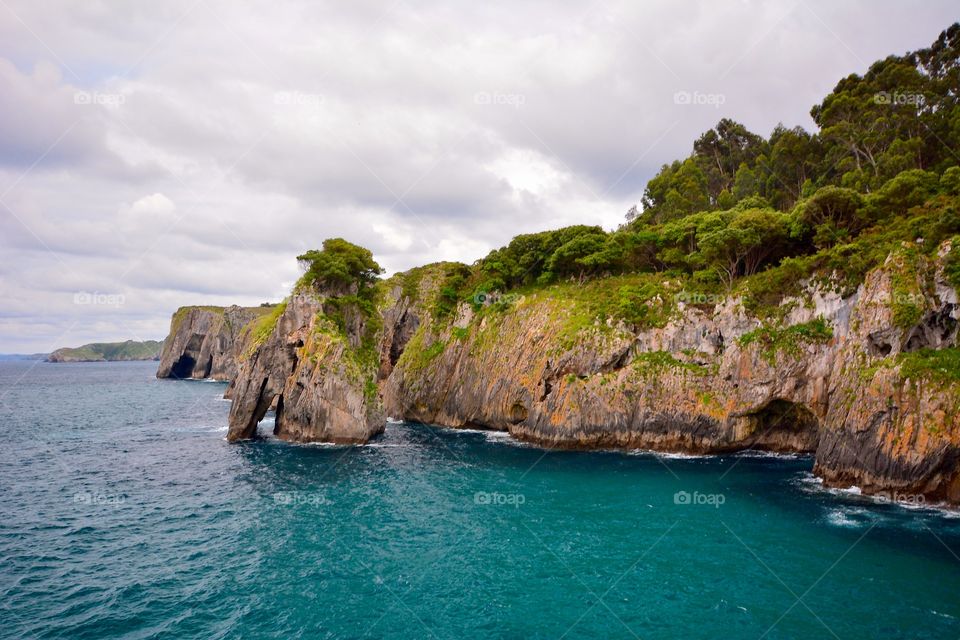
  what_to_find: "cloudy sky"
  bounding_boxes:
[0,1,956,352]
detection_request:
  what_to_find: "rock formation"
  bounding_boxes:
[224,292,385,444]
[156,305,272,381]
[161,244,960,504]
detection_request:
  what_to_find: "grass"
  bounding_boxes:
[631,350,713,377]
[246,301,287,354]
[737,318,834,364]
[897,348,960,385]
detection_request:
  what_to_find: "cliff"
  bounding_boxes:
[166,243,960,504]
[376,244,960,503]
[47,340,164,362]
[156,305,273,381]
[225,292,385,444]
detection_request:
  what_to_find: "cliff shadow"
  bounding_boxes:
[739,398,821,453]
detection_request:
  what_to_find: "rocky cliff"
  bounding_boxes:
[377,243,960,503]
[156,305,273,381]
[167,244,960,504]
[225,292,384,444]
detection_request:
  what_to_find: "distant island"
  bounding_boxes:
[47,340,165,363]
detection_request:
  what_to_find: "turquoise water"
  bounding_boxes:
[2,361,959,639]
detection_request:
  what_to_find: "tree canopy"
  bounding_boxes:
[297,238,384,295]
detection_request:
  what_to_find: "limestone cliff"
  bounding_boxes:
[225,293,385,444]
[156,305,272,381]
[380,244,960,504]
[163,245,960,504]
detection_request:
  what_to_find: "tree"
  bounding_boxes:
[697,208,789,286]
[640,158,712,223]
[693,118,766,200]
[542,229,619,282]
[297,238,384,295]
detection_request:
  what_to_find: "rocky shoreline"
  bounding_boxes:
[157,243,960,504]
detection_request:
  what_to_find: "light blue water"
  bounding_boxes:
[1,361,959,639]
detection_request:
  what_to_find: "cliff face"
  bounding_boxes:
[163,245,960,504]
[225,294,385,444]
[380,245,960,504]
[156,306,271,381]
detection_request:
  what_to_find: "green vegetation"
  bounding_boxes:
[737,318,834,364]
[47,340,164,362]
[247,301,287,352]
[943,237,960,289]
[887,246,926,329]
[897,348,960,385]
[295,239,388,401]
[170,305,224,336]
[293,25,960,376]
[395,326,448,374]
[631,350,713,377]
[404,24,960,330]
[297,238,384,293]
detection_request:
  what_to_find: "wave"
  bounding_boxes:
[826,507,872,528]
[628,449,716,460]
[733,449,810,460]
[795,472,960,518]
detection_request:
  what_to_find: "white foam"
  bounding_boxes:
[826,508,861,528]
[734,450,807,460]
[628,449,715,459]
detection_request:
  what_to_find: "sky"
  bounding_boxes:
[0,0,957,353]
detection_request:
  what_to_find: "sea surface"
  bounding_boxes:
[2,360,959,639]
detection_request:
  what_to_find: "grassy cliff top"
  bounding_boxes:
[47,340,164,362]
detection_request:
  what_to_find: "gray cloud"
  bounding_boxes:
[0,0,957,351]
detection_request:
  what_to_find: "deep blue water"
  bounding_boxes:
[1,361,959,639]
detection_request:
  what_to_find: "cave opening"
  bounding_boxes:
[169,354,196,379]
[743,398,820,452]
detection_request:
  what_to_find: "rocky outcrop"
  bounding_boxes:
[156,306,271,381]
[225,293,385,444]
[172,244,960,504]
[379,243,960,504]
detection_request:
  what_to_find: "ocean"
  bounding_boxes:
[1,360,959,639]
